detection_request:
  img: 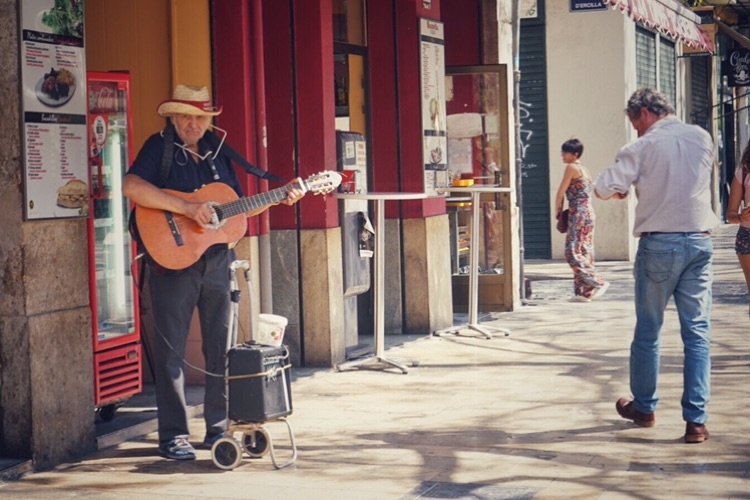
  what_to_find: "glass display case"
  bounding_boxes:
[445,65,513,312]
[87,71,142,411]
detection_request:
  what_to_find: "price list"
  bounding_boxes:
[24,113,87,217]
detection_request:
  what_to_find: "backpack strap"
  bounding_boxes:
[158,122,175,188]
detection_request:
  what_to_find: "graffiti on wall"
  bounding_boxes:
[519,99,537,178]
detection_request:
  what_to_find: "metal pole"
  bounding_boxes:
[468,191,482,326]
[510,0,526,303]
[252,0,274,313]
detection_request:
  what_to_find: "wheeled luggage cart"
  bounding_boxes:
[210,260,297,471]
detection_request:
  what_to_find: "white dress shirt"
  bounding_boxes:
[594,115,720,236]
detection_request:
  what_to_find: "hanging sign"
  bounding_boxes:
[724,49,750,87]
[19,0,88,220]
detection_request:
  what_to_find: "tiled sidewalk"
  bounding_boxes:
[1,224,749,499]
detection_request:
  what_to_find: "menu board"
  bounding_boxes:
[20,0,88,219]
[419,18,447,197]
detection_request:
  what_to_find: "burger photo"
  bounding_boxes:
[56,179,89,208]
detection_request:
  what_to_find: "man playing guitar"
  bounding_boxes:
[123,84,304,461]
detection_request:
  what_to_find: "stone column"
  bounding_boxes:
[0,0,95,469]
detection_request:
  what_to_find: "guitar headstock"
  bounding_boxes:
[302,171,343,196]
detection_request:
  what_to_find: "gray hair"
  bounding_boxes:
[625,88,675,119]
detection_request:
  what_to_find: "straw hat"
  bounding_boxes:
[156,84,223,117]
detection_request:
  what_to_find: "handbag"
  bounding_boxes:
[556,209,569,234]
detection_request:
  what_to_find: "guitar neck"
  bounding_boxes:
[216,181,302,220]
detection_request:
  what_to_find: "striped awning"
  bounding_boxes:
[603,0,714,52]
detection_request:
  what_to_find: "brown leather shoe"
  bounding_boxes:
[685,422,709,443]
[615,398,655,427]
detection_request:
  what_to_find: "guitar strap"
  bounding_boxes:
[202,129,284,183]
[153,124,284,184]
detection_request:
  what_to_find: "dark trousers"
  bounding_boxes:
[143,247,232,443]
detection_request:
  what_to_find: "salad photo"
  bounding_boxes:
[40,0,84,38]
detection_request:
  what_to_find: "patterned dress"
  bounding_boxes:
[565,175,606,298]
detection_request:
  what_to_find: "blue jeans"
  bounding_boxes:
[631,232,713,424]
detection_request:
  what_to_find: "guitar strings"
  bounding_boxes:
[167,175,332,230]
[157,173,333,235]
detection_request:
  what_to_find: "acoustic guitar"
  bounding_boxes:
[135,171,342,270]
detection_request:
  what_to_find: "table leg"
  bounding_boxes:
[435,190,510,339]
[337,199,409,374]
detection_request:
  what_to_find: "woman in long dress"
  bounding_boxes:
[726,139,750,317]
[554,138,609,302]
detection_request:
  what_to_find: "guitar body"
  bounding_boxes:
[135,183,247,270]
[134,170,343,270]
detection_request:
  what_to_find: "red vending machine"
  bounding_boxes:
[87,71,142,421]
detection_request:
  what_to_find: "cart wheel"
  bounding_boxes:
[211,437,243,470]
[98,403,118,422]
[242,429,270,458]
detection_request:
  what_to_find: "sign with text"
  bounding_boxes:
[724,49,750,87]
[20,0,88,220]
[570,0,606,12]
[419,18,447,196]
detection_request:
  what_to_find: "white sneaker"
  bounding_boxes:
[591,281,610,300]
[568,295,591,303]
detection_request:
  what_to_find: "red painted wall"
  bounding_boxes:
[216,0,474,226]
[211,0,260,235]
[442,0,482,130]
[291,0,340,229]
[393,0,445,219]
[442,0,481,66]
[262,0,298,230]
[214,0,339,232]
[366,1,400,212]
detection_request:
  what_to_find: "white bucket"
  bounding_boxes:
[257,313,288,347]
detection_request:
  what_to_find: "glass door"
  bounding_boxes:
[88,73,138,351]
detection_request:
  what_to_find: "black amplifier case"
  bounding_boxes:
[227,343,293,422]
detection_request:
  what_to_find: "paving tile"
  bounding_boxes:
[1,225,749,498]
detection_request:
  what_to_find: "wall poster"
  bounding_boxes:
[20,0,88,219]
[419,18,447,197]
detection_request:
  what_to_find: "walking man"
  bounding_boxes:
[594,88,719,443]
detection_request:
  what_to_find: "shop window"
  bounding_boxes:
[333,0,366,45]
[659,38,676,105]
[636,27,657,88]
[333,0,367,134]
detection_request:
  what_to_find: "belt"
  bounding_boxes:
[640,231,710,237]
